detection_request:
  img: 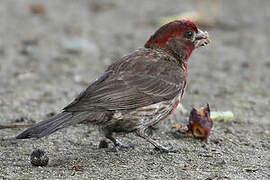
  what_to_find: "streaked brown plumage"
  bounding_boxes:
[16,20,210,152]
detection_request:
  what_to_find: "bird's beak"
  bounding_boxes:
[194,29,211,48]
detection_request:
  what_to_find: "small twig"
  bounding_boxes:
[0,124,33,129]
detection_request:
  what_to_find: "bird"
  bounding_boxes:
[16,20,210,152]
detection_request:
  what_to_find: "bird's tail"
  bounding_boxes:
[16,111,89,139]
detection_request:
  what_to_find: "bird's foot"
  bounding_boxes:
[115,140,134,149]
[136,128,178,153]
[153,145,178,153]
[104,132,134,150]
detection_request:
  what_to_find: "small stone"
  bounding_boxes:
[30,4,46,15]
[62,39,84,54]
[241,62,250,68]
[89,1,116,13]
[0,45,4,56]
[15,117,25,123]
[72,165,84,172]
[265,61,270,67]
[30,149,49,166]
[98,139,108,149]
[21,46,37,56]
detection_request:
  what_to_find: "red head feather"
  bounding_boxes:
[144,20,198,48]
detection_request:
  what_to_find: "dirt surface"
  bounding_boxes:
[0,0,270,179]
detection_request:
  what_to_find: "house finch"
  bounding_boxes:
[16,20,210,152]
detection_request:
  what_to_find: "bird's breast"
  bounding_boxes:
[107,94,182,132]
[134,95,181,127]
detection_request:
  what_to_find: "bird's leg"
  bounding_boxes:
[136,128,177,153]
[104,130,134,149]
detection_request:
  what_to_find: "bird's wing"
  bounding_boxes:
[63,49,186,112]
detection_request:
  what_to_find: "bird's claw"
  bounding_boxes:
[115,140,134,149]
[153,146,178,153]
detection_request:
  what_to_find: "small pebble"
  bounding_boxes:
[98,139,108,149]
[61,39,99,56]
[61,39,87,54]
[21,46,37,56]
[30,149,49,166]
[30,4,46,15]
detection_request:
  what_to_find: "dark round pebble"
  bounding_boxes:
[30,149,49,166]
[98,139,108,149]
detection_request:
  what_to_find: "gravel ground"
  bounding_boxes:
[0,0,270,179]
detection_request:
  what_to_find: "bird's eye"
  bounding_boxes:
[184,30,193,39]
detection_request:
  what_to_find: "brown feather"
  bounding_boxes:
[63,48,186,112]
